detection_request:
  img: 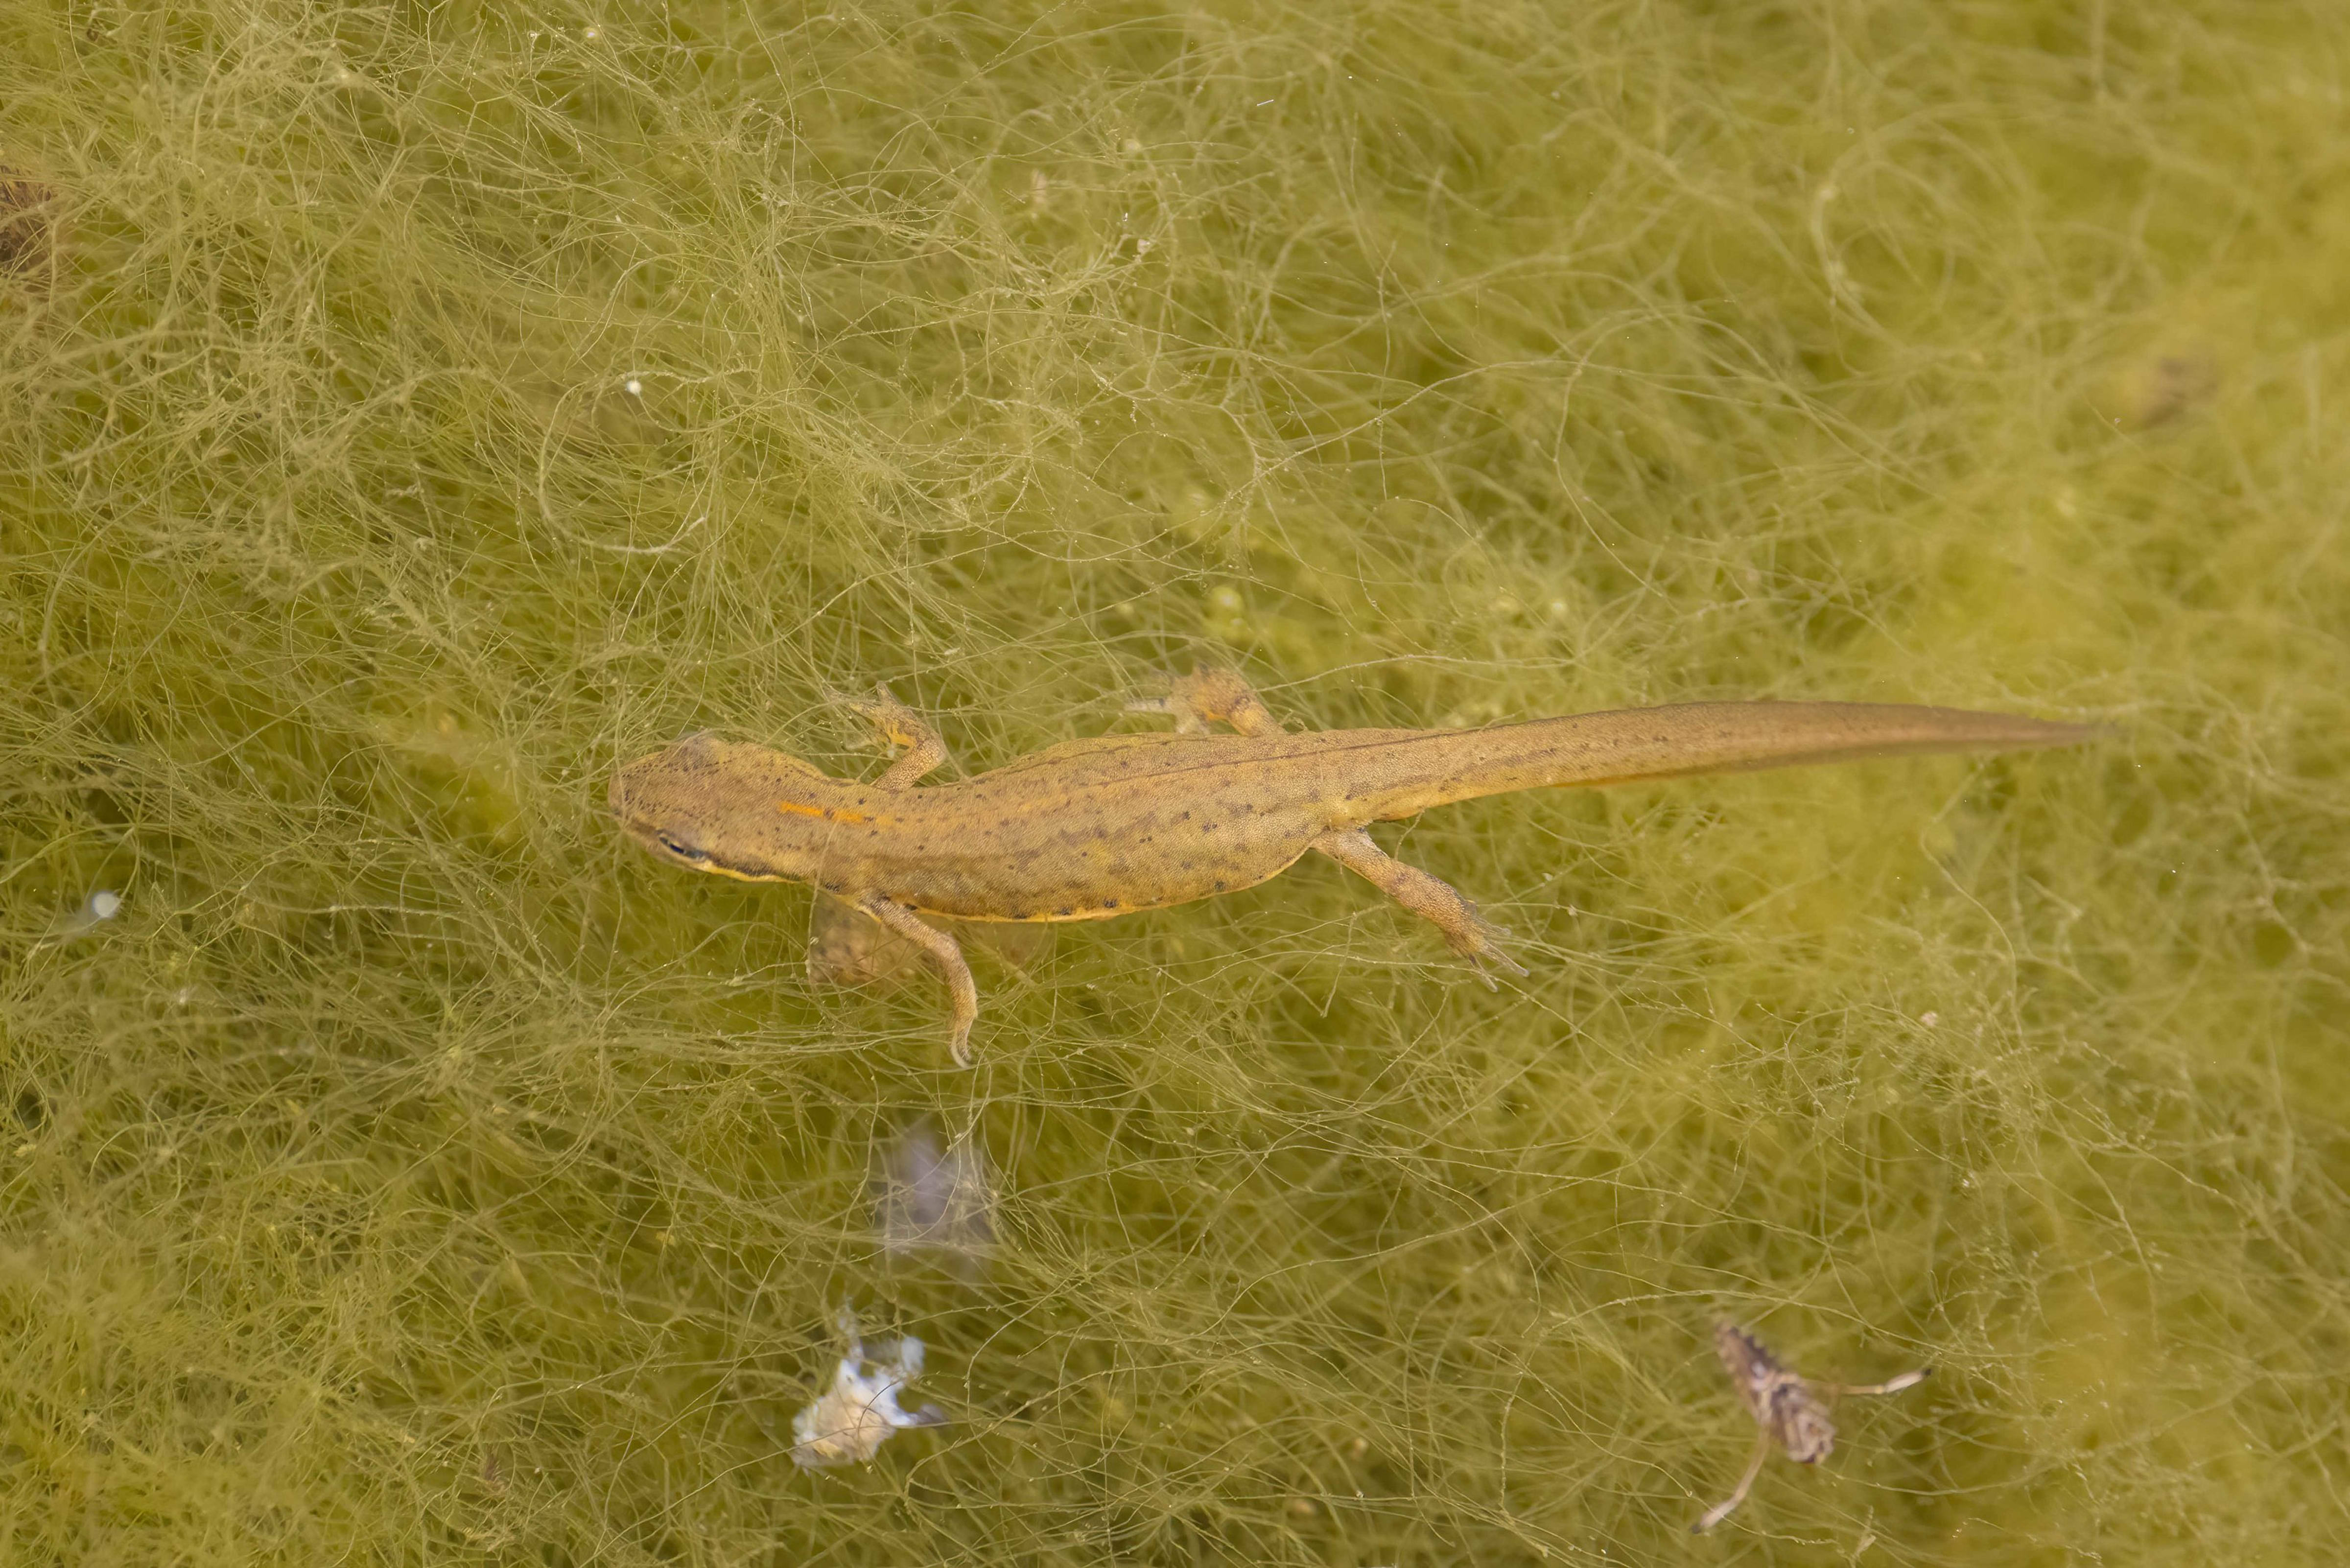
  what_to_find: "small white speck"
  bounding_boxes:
[86,890,122,921]
[1919,1010,1940,1027]
[1257,98,1273,107]
[585,27,599,39]
[623,377,643,396]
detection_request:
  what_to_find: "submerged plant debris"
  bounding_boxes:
[0,166,58,281]
[2,1,2348,1563]
[1695,1321,1932,1533]
[873,1123,996,1266]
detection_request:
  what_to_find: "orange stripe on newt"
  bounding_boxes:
[776,799,869,824]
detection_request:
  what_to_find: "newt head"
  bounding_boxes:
[610,732,847,884]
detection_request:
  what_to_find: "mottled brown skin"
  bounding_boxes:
[611,670,2094,1064]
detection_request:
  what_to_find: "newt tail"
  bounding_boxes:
[1321,701,2093,823]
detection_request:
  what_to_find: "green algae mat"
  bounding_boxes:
[3,3,2347,1563]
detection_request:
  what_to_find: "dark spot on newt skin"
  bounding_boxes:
[1103,899,1118,910]
[1057,907,1073,916]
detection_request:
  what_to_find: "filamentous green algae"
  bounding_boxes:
[3,3,2348,1564]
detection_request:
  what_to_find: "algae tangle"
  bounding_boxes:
[3,2,2348,1563]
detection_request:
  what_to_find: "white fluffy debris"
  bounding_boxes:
[790,1305,946,1470]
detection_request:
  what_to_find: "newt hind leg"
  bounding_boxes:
[1126,666,1285,738]
[1312,827,1528,988]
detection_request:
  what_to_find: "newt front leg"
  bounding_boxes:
[807,891,1051,992]
[857,893,980,1065]
[807,685,959,992]
[834,685,981,1062]
[843,683,951,789]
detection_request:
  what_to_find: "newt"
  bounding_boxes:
[610,669,2093,1064]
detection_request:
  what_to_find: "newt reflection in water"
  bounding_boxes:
[611,669,2095,1064]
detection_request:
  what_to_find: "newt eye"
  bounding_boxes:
[656,833,709,864]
